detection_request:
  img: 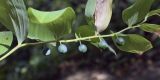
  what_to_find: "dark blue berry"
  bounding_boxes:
[45,49,51,56]
[58,44,68,54]
[78,44,87,53]
[115,37,125,46]
[99,40,108,49]
[42,47,51,56]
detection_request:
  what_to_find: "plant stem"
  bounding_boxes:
[0,45,21,61]
[60,26,139,43]
[0,25,140,61]
[22,40,58,46]
[24,25,139,44]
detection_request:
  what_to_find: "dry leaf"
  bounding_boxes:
[95,0,113,32]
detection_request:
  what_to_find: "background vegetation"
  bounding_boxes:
[0,0,160,80]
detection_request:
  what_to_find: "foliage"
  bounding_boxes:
[28,7,76,41]
[0,31,13,55]
[0,0,28,45]
[0,0,159,62]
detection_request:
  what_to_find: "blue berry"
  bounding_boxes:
[58,44,68,54]
[115,37,125,46]
[45,49,51,56]
[42,47,51,56]
[98,40,108,49]
[78,44,87,53]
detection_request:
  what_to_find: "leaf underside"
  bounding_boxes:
[28,7,76,41]
[0,0,29,44]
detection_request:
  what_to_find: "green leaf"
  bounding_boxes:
[107,45,117,55]
[76,25,95,37]
[85,0,97,17]
[144,9,160,22]
[112,34,152,54]
[127,12,139,26]
[76,25,99,42]
[122,0,155,26]
[0,0,29,44]
[0,0,14,30]
[28,7,76,41]
[146,9,160,17]
[0,31,13,55]
[85,0,96,27]
[140,23,160,33]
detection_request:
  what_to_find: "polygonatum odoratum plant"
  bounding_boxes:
[0,0,159,61]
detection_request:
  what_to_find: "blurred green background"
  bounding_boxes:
[0,0,160,80]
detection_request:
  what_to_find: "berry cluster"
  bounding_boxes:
[58,43,88,54]
[44,37,125,55]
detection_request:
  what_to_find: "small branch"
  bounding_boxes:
[60,25,139,43]
[0,45,21,61]
[23,40,58,46]
[23,25,139,45]
[0,25,140,61]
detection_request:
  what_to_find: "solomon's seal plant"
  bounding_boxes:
[0,0,159,61]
